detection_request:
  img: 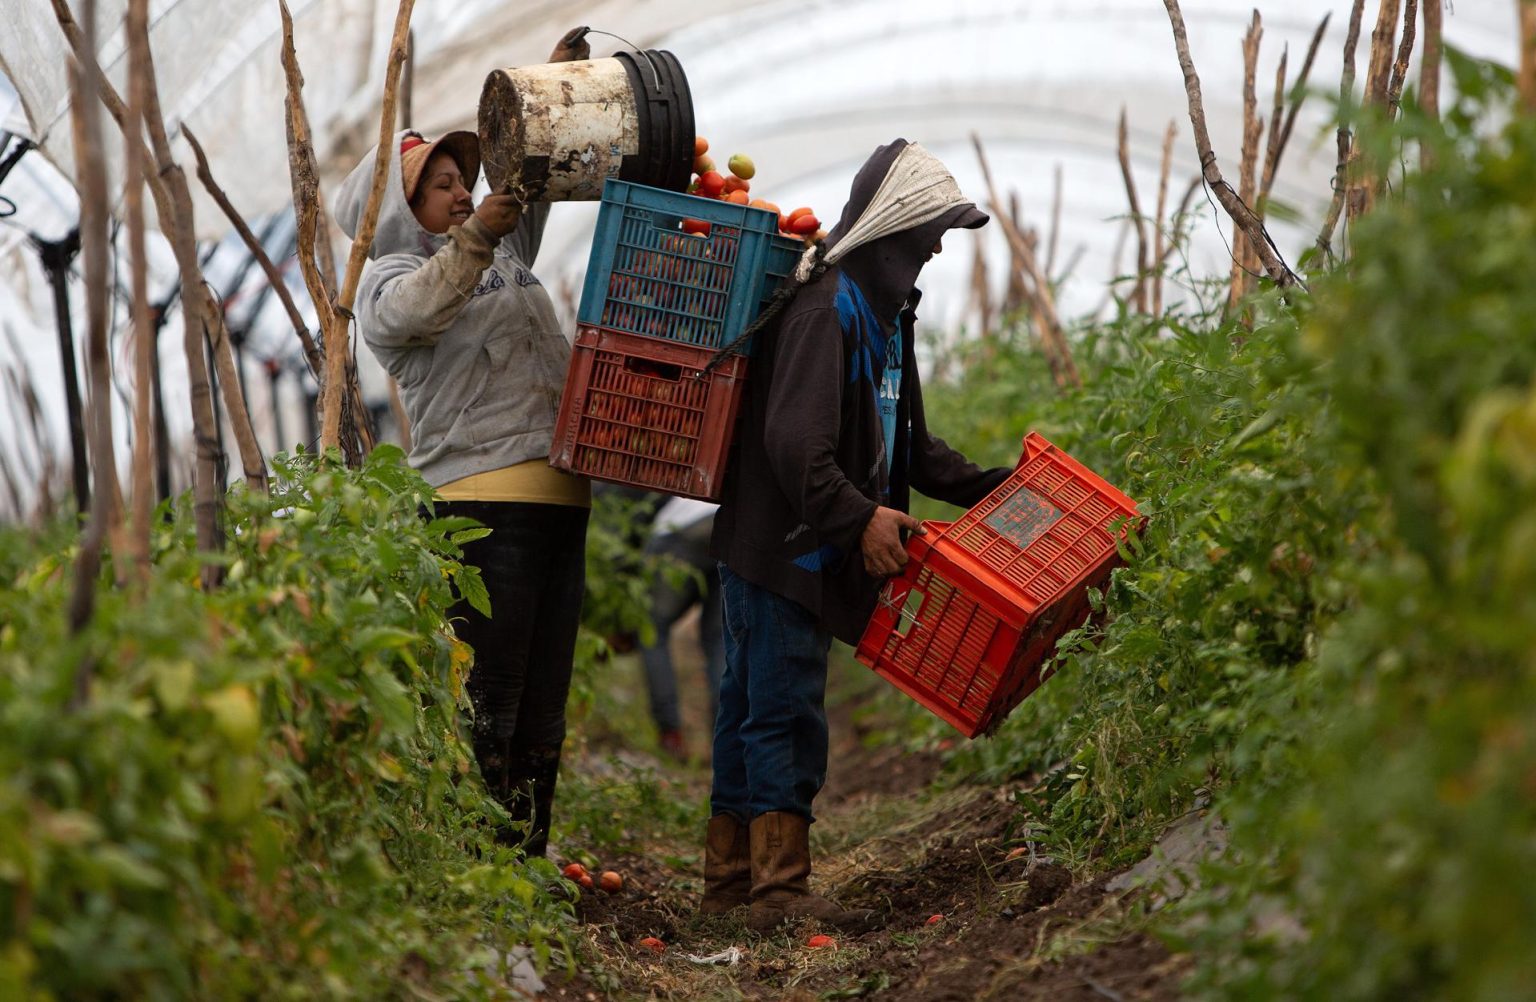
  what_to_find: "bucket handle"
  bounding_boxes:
[584,28,663,93]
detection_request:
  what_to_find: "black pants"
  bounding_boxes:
[439,500,589,856]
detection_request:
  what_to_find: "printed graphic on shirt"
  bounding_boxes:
[472,267,542,298]
[834,272,904,487]
[878,326,902,475]
[473,270,505,297]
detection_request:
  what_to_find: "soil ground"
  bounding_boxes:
[540,616,1190,1000]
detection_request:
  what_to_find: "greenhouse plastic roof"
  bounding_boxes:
[0,0,1521,497]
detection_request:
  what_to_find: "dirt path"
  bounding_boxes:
[542,637,1190,1001]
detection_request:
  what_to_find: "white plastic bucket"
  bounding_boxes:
[478,51,695,202]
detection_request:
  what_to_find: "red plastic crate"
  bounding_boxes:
[855,433,1141,737]
[549,326,746,501]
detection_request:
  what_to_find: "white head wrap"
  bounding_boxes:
[793,142,977,282]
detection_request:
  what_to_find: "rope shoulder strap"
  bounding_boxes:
[704,240,828,373]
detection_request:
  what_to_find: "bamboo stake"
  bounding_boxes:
[1262,13,1330,210]
[971,133,1080,388]
[1387,0,1419,119]
[1317,0,1368,263]
[1524,1,1536,113]
[125,0,153,586]
[64,0,111,704]
[1420,0,1443,169]
[1152,120,1176,319]
[1229,11,1265,312]
[183,126,322,380]
[1161,0,1298,289]
[1116,108,1149,313]
[322,0,415,452]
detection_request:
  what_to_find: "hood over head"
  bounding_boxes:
[823,139,988,322]
[335,128,455,261]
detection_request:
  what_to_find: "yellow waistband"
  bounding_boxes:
[436,460,592,506]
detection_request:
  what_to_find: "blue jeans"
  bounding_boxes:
[711,564,834,822]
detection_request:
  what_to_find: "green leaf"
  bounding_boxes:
[456,564,492,617]
[358,667,416,737]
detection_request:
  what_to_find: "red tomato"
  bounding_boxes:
[790,214,820,235]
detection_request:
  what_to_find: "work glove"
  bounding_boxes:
[549,26,591,63]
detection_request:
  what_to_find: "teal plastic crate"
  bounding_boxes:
[577,180,804,353]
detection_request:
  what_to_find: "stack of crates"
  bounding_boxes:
[855,433,1142,738]
[549,180,805,500]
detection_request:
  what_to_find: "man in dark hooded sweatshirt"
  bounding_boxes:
[705,140,1011,931]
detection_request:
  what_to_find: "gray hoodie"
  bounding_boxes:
[334,130,571,488]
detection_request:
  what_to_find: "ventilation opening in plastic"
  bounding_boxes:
[623,357,683,382]
[894,587,925,639]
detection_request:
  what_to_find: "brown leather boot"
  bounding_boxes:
[747,811,880,933]
[700,814,751,915]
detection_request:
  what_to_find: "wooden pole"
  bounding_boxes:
[322,0,416,452]
[116,3,227,579]
[1152,120,1176,320]
[971,133,1080,389]
[1262,13,1330,210]
[1387,0,1419,120]
[1317,0,1367,263]
[1228,10,1265,312]
[389,27,415,450]
[1258,45,1288,218]
[1045,163,1063,280]
[64,0,111,705]
[125,0,154,586]
[51,0,265,576]
[1420,1,1443,143]
[1347,0,1403,226]
[183,126,323,381]
[1519,1,1536,112]
[1116,108,1149,313]
[279,0,338,442]
[1161,0,1299,289]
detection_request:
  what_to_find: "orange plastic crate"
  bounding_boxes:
[854,433,1141,737]
[549,326,746,501]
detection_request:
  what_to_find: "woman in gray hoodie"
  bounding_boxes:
[334,29,591,858]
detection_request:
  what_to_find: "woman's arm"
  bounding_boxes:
[361,216,498,349]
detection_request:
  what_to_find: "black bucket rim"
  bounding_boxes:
[615,49,695,193]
